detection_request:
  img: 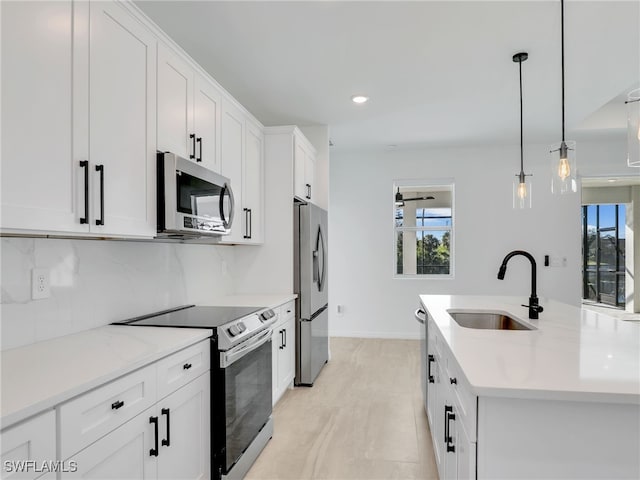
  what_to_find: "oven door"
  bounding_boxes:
[219,329,272,473]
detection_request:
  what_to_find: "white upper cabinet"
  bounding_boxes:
[193,75,222,173]
[89,0,157,237]
[294,133,317,203]
[157,44,222,173]
[220,103,264,245]
[1,0,157,238]
[1,0,80,233]
[1,0,261,241]
[157,46,193,160]
[220,100,245,243]
[243,120,264,244]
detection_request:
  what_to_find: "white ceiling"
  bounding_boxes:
[136,1,640,153]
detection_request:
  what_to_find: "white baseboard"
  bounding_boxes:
[329,331,421,340]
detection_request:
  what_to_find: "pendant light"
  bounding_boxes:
[626,88,640,167]
[512,52,532,209]
[550,0,577,194]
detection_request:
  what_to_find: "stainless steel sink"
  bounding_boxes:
[448,311,534,330]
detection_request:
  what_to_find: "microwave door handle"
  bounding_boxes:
[220,183,234,231]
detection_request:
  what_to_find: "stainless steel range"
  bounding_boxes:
[116,304,277,480]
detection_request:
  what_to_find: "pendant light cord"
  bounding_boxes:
[561,0,565,142]
[519,58,524,173]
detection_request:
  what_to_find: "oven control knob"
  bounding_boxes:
[260,309,275,322]
[228,325,240,337]
[237,322,246,333]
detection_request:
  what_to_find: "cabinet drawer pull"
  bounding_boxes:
[183,363,192,370]
[79,160,89,224]
[95,164,104,226]
[161,408,171,447]
[111,400,124,410]
[149,416,159,457]
[196,137,202,162]
[190,133,196,159]
[428,354,435,384]
[445,405,455,453]
[450,377,457,385]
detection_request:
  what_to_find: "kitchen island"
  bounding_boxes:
[420,295,640,479]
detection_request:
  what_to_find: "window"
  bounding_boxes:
[394,182,454,277]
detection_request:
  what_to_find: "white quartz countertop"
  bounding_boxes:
[0,325,212,429]
[420,295,640,404]
[204,293,297,308]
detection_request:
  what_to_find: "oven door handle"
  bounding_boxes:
[220,328,273,368]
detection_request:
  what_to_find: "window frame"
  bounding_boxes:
[393,179,455,279]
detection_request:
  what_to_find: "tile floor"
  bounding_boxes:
[246,337,439,480]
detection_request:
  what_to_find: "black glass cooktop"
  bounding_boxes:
[116,305,263,329]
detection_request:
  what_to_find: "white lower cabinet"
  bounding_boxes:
[58,340,210,479]
[65,406,157,479]
[156,373,210,480]
[0,410,56,480]
[426,316,476,480]
[425,311,639,479]
[67,372,209,480]
[272,301,296,405]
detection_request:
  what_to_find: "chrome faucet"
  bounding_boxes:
[497,250,544,319]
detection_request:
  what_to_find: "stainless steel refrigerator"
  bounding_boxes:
[294,202,329,386]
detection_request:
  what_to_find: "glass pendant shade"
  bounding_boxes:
[550,140,577,194]
[513,174,532,209]
[627,88,640,167]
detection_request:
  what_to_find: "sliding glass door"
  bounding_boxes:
[582,204,626,307]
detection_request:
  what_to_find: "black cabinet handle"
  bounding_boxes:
[111,400,124,410]
[95,165,104,226]
[306,183,311,200]
[243,208,250,239]
[149,416,159,457]
[161,408,170,447]
[189,134,196,159]
[279,329,284,350]
[283,328,287,348]
[183,363,192,370]
[248,208,252,239]
[445,405,455,453]
[196,137,202,162]
[428,354,435,384]
[79,161,89,224]
[450,377,457,385]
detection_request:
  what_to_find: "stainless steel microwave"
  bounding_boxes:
[157,152,234,238]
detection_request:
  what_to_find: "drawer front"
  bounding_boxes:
[447,357,477,441]
[59,364,156,459]
[280,300,295,320]
[156,340,210,400]
[1,410,56,480]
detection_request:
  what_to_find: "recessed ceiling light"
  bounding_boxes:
[351,95,369,104]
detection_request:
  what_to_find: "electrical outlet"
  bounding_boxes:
[31,268,50,300]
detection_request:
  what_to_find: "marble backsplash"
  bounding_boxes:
[0,237,236,350]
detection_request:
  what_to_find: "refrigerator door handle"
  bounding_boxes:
[314,225,326,292]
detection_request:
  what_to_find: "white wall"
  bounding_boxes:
[0,238,236,350]
[329,140,630,339]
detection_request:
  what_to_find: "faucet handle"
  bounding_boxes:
[522,304,544,313]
